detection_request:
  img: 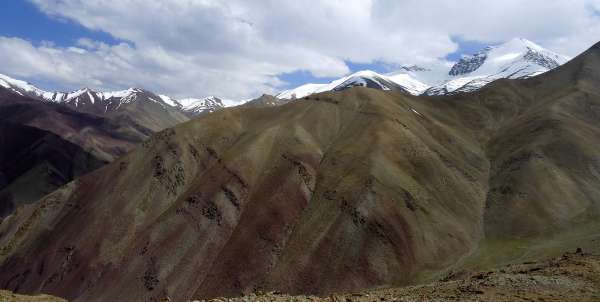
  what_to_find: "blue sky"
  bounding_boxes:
[0,1,119,48]
[0,1,599,99]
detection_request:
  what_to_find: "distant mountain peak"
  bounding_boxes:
[277,69,421,99]
[0,73,246,117]
[277,38,570,99]
[425,38,570,95]
[399,65,430,72]
[448,38,559,77]
[179,96,224,114]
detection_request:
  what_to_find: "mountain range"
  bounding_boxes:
[0,74,235,120]
[277,38,570,98]
[1,38,569,113]
[0,37,599,302]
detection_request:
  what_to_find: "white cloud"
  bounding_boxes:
[0,0,597,99]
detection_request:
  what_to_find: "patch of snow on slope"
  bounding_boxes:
[158,94,181,107]
[387,73,430,95]
[0,78,10,89]
[277,83,328,99]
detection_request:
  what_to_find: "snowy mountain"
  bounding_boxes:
[177,96,226,117]
[0,73,236,117]
[0,74,176,111]
[424,38,570,95]
[277,70,422,99]
[277,38,569,98]
[1,38,569,111]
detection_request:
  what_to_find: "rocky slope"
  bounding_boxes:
[0,41,599,302]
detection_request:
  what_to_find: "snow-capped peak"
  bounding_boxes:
[448,38,566,77]
[176,96,228,116]
[0,72,244,117]
[424,38,570,95]
[0,73,47,97]
[0,73,149,106]
[275,38,569,98]
[179,96,223,108]
[277,69,426,99]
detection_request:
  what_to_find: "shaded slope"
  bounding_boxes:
[1,43,600,302]
[0,88,151,161]
[0,123,106,218]
[0,88,156,217]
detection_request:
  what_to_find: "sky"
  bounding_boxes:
[0,0,599,100]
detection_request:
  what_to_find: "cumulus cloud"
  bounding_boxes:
[0,0,598,99]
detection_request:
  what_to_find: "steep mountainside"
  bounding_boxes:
[0,42,599,302]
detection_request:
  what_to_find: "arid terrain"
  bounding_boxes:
[3,249,598,301]
[0,289,66,302]
[209,249,600,302]
[1,42,600,302]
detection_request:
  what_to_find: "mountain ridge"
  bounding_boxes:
[0,73,238,118]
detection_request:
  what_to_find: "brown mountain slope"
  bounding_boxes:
[1,42,600,301]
